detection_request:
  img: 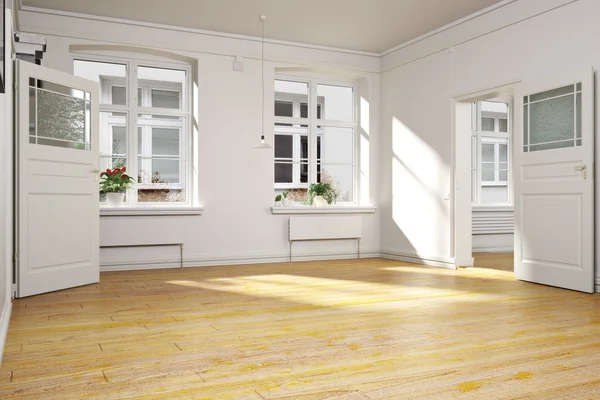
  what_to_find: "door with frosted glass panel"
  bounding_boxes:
[513,68,594,293]
[16,60,100,297]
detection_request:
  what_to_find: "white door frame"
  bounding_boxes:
[451,80,521,269]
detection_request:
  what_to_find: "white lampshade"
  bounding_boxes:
[253,135,272,149]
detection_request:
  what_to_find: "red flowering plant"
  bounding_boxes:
[99,167,135,193]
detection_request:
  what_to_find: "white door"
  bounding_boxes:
[514,68,594,293]
[16,60,100,298]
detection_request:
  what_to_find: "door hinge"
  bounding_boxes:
[13,253,18,262]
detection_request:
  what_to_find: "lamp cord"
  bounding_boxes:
[261,16,265,139]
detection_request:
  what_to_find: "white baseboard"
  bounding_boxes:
[473,246,514,253]
[0,298,12,366]
[380,250,455,269]
[100,250,381,272]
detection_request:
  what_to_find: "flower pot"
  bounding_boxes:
[106,192,124,207]
[314,195,328,207]
[282,197,290,207]
[274,201,282,207]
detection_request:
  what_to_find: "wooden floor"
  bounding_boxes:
[473,252,514,272]
[2,256,600,399]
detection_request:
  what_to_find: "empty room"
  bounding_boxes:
[1,0,600,398]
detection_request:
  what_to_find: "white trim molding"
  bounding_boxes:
[271,206,376,215]
[0,299,12,366]
[100,250,381,272]
[380,250,456,270]
[100,207,204,217]
[473,246,514,253]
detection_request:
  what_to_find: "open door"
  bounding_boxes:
[514,68,594,293]
[16,60,100,298]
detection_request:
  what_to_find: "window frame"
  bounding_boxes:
[274,75,358,204]
[73,54,192,207]
[471,99,513,206]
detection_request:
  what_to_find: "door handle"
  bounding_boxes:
[91,169,101,182]
[574,165,586,171]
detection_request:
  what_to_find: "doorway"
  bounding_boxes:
[470,98,515,273]
[452,84,515,273]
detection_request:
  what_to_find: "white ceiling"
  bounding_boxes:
[21,0,504,53]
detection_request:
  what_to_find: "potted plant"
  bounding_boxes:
[274,194,282,207]
[282,191,292,207]
[99,167,135,207]
[308,182,337,207]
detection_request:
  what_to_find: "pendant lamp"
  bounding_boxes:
[253,15,272,149]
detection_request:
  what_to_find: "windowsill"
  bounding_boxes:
[100,206,204,217]
[271,205,377,215]
[472,205,514,212]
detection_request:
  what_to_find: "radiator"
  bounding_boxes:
[289,216,362,240]
[472,209,514,235]
[288,216,362,261]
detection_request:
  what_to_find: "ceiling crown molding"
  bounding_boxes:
[17,1,381,58]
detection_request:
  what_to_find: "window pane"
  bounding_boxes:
[499,144,508,162]
[111,86,126,106]
[320,164,353,202]
[100,112,126,156]
[100,156,126,171]
[481,117,495,132]
[499,170,508,181]
[300,162,308,183]
[530,85,574,103]
[317,84,353,122]
[112,126,127,155]
[482,144,495,162]
[137,114,185,202]
[499,118,508,132]
[275,135,293,159]
[524,104,529,146]
[320,126,354,164]
[150,159,179,183]
[73,60,127,105]
[152,89,180,109]
[299,103,322,119]
[152,128,179,156]
[31,85,90,150]
[576,92,582,140]
[275,162,293,183]
[300,103,308,119]
[275,101,293,118]
[530,95,574,146]
[300,135,308,159]
[482,170,495,181]
[275,80,308,119]
[138,66,185,110]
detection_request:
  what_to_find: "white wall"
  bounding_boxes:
[0,5,14,364]
[381,0,599,283]
[18,10,381,269]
